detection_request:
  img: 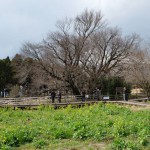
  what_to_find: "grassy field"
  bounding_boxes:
[0,103,149,150]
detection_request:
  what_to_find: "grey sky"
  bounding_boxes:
[0,0,150,59]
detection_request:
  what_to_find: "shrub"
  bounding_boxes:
[0,127,38,148]
[111,138,139,150]
[34,139,48,149]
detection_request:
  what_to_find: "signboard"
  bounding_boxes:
[103,96,109,100]
[116,87,124,93]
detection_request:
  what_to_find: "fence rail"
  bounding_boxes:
[0,94,149,110]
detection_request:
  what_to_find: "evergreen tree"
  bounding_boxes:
[100,76,131,95]
[0,57,15,94]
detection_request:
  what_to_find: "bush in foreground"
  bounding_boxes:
[0,103,149,149]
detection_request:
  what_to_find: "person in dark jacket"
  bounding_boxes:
[82,90,86,102]
[51,90,56,103]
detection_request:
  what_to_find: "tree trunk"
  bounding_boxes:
[68,79,80,95]
[71,85,80,95]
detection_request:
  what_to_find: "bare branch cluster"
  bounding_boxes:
[21,10,138,94]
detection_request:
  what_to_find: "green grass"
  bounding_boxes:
[0,103,149,150]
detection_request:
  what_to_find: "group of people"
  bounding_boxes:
[50,90,61,103]
[50,88,102,103]
[50,87,129,103]
[81,88,101,102]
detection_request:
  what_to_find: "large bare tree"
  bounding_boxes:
[80,28,138,92]
[21,10,138,95]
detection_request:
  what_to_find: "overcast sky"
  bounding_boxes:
[0,0,150,59]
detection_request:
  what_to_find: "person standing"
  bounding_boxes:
[82,90,86,102]
[95,88,100,101]
[51,90,56,103]
[58,90,62,103]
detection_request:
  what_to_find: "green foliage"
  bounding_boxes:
[99,76,131,95]
[0,57,15,92]
[111,138,139,150]
[0,104,149,149]
[33,138,48,149]
[0,127,38,148]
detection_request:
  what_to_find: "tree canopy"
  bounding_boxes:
[0,57,15,92]
[21,10,138,94]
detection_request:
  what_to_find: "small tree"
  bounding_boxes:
[126,48,150,101]
[99,76,131,95]
[9,85,20,98]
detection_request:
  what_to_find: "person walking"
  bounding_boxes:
[51,90,56,103]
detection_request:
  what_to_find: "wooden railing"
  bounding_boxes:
[0,94,149,109]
